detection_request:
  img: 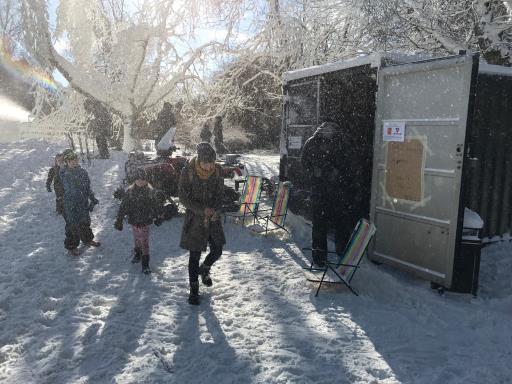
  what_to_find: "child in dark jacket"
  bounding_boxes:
[114,168,163,274]
[60,150,100,255]
[46,153,65,215]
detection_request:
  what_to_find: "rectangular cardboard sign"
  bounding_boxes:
[386,139,424,201]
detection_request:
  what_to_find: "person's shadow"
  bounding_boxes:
[163,297,254,382]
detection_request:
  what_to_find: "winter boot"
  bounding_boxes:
[312,250,326,268]
[188,281,200,305]
[141,254,151,274]
[199,263,213,287]
[86,240,101,247]
[131,247,142,264]
[312,256,326,268]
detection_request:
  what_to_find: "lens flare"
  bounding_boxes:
[0,37,59,94]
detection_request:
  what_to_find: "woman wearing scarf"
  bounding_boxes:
[178,142,225,305]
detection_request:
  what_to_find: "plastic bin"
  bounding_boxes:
[450,209,483,295]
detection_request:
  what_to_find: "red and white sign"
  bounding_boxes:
[383,121,406,142]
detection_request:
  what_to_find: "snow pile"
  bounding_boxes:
[464,208,484,230]
[0,140,511,384]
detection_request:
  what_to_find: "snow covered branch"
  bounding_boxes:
[20,0,240,151]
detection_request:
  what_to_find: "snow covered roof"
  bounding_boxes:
[284,54,512,83]
[479,63,512,77]
[282,53,444,83]
[282,54,383,83]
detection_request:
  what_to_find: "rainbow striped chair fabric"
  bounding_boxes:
[304,219,376,296]
[224,175,263,224]
[254,181,292,235]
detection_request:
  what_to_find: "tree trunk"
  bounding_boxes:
[95,134,110,159]
[122,116,136,152]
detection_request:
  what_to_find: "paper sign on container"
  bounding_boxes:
[383,121,406,142]
[288,136,303,149]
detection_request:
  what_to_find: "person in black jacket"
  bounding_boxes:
[154,102,176,145]
[199,122,212,143]
[46,153,65,215]
[114,168,163,274]
[84,98,111,159]
[213,115,227,154]
[301,121,354,267]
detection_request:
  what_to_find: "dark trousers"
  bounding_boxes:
[96,135,110,159]
[189,236,222,283]
[56,197,64,215]
[311,199,353,263]
[64,221,94,250]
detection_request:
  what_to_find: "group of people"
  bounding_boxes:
[46,143,225,306]
[46,121,354,305]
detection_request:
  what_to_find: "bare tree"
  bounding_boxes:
[0,0,22,48]
[199,0,511,148]
[361,0,512,64]
[191,0,363,147]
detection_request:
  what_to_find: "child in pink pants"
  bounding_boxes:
[114,169,163,274]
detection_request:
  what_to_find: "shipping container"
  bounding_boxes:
[280,52,512,291]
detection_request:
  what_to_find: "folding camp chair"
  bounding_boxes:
[224,175,263,224]
[254,181,292,236]
[304,219,376,296]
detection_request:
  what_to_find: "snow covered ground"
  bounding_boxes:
[0,140,511,384]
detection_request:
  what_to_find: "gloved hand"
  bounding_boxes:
[47,186,52,192]
[114,220,123,231]
[154,218,163,226]
[88,195,99,212]
[90,195,99,205]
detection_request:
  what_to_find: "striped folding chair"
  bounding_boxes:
[224,175,263,224]
[254,181,292,235]
[303,219,377,296]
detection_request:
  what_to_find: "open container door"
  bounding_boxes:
[369,53,479,288]
[280,79,320,181]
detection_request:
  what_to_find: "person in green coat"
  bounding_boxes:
[178,142,225,305]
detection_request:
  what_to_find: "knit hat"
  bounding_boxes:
[196,142,216,163]
[314,121,339,138]
[133,168,148,181]
[62,149,78,161]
